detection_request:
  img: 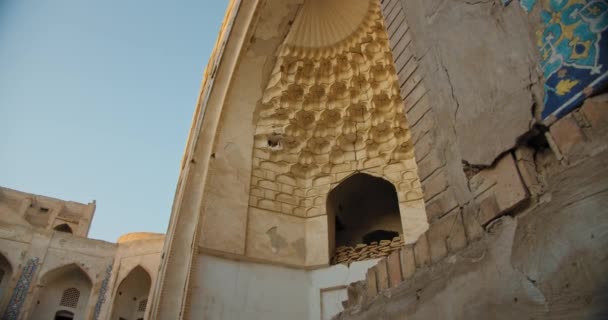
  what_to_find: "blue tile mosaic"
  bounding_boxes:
[2,258,39,320]
[538,0,608,121]
[520,0,538,12]
[93,264,113,320]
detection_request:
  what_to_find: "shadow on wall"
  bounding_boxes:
[110,266,151,320]
[30,264,92,320]
[327,173,403,249]
[0,253,12,304]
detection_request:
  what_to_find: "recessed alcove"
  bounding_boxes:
[327,173,403,258]
[54,223,73,234]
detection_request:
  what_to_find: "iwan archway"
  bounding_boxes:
[111,266,151,320]
[153,0,430,317]
[0,253,12,302]
[30,264,92,320]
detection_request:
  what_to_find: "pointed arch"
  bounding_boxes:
[30,264,92,320]
[110,265,152,320]
[53,224,73,234]
[327,172,403,262]
[0,252,13,301]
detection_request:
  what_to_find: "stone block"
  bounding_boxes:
[306,207,322,217]
[258,180,280,192]
[264,189,276,200]
[470,154,528,215]
[258,199,280,212]
[410,109,436,144]
[394,36,413,71]
[406,94,430,125]
[281,203,294,215]
[276,193,297,205]
[417,149,445,181]
[376,259,389,291]
[400,245,416,279]
[549,113,586,157]
[392,44,412,74]
[580,94,608,132]
[281,184,294,195]
[313,175,332,187]
[250,187,264,198]
[413,232,430,268]
[515,147,543,196]
[462,202,484,241]
[422,169,449,202]
[387,251,403,287]
[252,169,265,179]
[403,82,426,111]
[249,196,259,207]
[396,41,416,77]
[425,187,459,222]
[477,194,500,226]
[277,174,297,187]
[293,207,306,216]
[366,267,378,298]
[428,208,468,262]
[412,131,434,162]
[445,211,467,253]
[427,219,448,263]
[401,73,423,102]
[260,161,290,173]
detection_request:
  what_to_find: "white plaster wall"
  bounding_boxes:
[189,254,376,320]
[189,254,310,320]
[308,260,379,320]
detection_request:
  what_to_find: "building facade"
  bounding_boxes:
[149,0,608,319]
[0,187,164,320]
[2,0,607,319]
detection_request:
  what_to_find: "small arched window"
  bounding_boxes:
[54,224,73,234]
[59,287,80,308]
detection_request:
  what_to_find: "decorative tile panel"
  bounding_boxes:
[538,0,608,121]
[2,258,39,320]
[93,264,113,320]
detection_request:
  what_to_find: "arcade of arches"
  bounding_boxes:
[0,185,164,320]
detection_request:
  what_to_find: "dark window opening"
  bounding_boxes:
[54,310,74,320]
[327,173,403,261]
[39,207,49,213]
[54,224,73,234]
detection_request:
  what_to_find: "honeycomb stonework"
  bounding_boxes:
[248,0,426,242]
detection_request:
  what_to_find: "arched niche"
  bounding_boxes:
[0,253,13,301]
[30,264,92,320]
[54,310,74,320]
[110,266,151,320]
[53,224,73,234]
[327,173,403,259]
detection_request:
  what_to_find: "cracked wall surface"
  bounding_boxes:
[337,145,608,320]
[249,0,427,264]
[197,0,428,269]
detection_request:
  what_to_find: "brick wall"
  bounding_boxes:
[340,92,608,312]
[380,0,462,225]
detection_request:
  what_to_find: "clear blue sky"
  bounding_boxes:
[0,1,228,242]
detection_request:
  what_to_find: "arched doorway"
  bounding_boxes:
[111,266,151,320]
[53,224,73,234]
[30,264,92,320]
[0,253,13,301]
[327,173,403,262]
[54,310,74,320]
